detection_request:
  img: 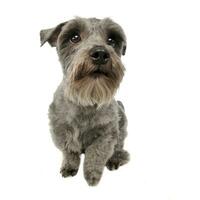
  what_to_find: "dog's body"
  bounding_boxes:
[40,17,129,186]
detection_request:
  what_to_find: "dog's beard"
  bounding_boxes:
[64,55,125,106]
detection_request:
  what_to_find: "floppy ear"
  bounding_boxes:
[122,44,126,56]
[40,22,67,47]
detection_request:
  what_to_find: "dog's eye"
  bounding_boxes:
[70,33,81,43]
[107,37,116,47]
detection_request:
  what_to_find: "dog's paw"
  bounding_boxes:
[84,169,102,186]
[106,150,130,171]
[106,160,121,170]
[60,165,78,178]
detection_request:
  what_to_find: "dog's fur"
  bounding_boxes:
[40,17,129,186]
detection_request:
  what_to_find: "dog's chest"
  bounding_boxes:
[69,107,115,151]
[66,104,116,133]
[72,109,105,132]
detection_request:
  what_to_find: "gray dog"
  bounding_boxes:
[40,17,129,186]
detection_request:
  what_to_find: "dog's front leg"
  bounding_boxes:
[60,149,80,178]
[83,133,117,186]
[50,123,81,178]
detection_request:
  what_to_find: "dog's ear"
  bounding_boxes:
[122,44,126,56]
[40,22,67,47]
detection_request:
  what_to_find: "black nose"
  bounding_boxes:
[90,46,110,65]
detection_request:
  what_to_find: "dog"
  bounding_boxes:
[40,17,130,186]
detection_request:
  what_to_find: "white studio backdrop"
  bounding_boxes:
[0,0,200,200]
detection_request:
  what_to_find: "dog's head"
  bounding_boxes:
[40,17,127,106]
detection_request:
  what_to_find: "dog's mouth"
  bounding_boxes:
[90,67,109,78]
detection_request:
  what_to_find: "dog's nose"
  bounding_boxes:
[90,46,110,65]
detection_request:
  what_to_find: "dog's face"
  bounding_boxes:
[40,17,127,106]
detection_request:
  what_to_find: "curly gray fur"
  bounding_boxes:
[40,17,130,186]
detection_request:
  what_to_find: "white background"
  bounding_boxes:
[0,0,200,199]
